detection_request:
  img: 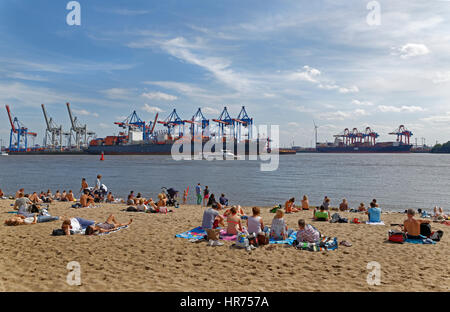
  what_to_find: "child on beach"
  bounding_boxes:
[247,207,264,235]
[183,188,188,204]
[270,209,288,240]
[285,197,299,213]
[226,206,242,235]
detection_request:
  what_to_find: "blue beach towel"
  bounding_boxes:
[97,225,129,236]
[269,230,297,245]
[405,235,436,245]
[175,226,206,240]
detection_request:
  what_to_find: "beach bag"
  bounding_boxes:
[235,232,249,248]
[420,223,432,238]
[52,229,74,236]
[388,230,406,243]
[270,204,281,213]
[430,230,443,242]
[330,213,341,223]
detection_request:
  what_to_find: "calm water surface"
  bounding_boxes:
[0,153,449,212]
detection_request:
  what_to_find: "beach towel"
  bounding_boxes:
[96,225,128,236]
[366,221,385,225]
[7,211,18,214]
[175,226,207,240]
[219,229,238,241]
[269,230,297,245]
[295,236,338,251]
[404,235,436,245]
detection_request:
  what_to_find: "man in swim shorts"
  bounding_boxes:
[85,214,132,235]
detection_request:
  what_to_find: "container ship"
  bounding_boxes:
[316,125,413,153]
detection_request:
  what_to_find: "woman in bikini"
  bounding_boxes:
[285,197,299,213]
[226,206,242,235]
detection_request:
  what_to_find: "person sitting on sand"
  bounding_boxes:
[201,202,224,246]
[366,202,381,223]
[301,195,309,210]
[4,214,59,226]
[403,209,431,239]
[322,197,330,210]
[29,192,42,204]
[60,190,68,202]
[46,189,53,200]
[54,190,61,201]
[247,207,264,235]
[226,206,242,235]
[85,215,132,235]
[127,191,135,205]
[15,188,24,199]
[147,193,170,213]
[296,219,320,243]
[106,192,115,203]
[433,206,447,221]
[339,198,349,211]
[207,194,223,209]
[13,192,32,211]
[313,205,330,221]
[285,197,299,213]
[224,204,245,217]
[219,193,229,207]
[358,203,366,212]
[136,198,148,212]
[270,209,288,240]
[80,189,95,208]
[66,190,75,202]
[61,217,96,235]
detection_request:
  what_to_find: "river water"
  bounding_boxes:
[0,153,448,212]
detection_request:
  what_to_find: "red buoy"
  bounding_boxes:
[100,152,104,161]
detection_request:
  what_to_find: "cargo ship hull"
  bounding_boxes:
[316,143,412,153]
[86,139,268,155]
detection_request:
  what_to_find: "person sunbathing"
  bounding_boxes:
[15,188,24,199]
[403,209,431,239]
[127,191,135,205]
[366,202,381,223]
[147,193,170,213]
[29,192,42,204]
[80,190,95,208]
[13,192,32,211]
[339,199,349,211]
[60,190,68,202]
[136,198,148,212]
[270,209,288,240]
[224,204,245,217]
[85,215,132,235]
[247,207,264,235]
[106,192,115,203]
[301,195,309,210]
[226,206,242,235]
[285,197,299,213]
[46,189,53,199]
[61,217,96,235]
[296,219,320,243]
[358,202,366,212]
[313,205,330,221]
[54,190,61,200]
[219,193,229,207]
[66,190,75,202]
[5,214,59,226]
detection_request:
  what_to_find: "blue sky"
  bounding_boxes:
[0,0,450,147]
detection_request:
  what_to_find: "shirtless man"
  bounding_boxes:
[285,197,299,213]
[403,209,431,239]
[80,178,89,193]
[66,190,75,201]
[29,192,42,204]
[80,189,95,208]
[85,215,132,235]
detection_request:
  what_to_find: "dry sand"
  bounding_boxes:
[0,199,448,292]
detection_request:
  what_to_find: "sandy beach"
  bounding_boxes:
[0,199,448,292]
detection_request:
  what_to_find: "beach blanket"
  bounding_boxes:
[405,235,436,245]
[219,229,237,241]
[97,225,128,236]
[366,221,385,225]
[52,225,129,236]
[295,236,339,251]
[269,230,297,245]
[175,226,207,240]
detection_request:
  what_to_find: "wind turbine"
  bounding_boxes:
[313,120,319,149]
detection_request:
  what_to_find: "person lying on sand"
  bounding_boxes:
[313,205,330,221]
[85,214,132,235]
[80,189,95,208]
[403,209,431,239]
[285,197,299,213]
[4,214,59,226]
[61,217,97,235]
[270,209,288,240]
[296,219,320,243]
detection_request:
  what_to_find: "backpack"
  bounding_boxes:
[420,223,432,238]
[52,229,74,236]
[388,230,406,243]
[430,230,444,242]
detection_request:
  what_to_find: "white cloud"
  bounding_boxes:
[432,71,450,84]
[101,88,133,100]
[143,104,164,113]
[289,66,321,83]
[318,108,368,121]
[392,43,430,59]
[422,112,450,123]
[378,105,425,113]
[338,85,359,94]
[141,91,177,101]
[352,99,373,106]
[202,107,220,115]
[72,109,99,118]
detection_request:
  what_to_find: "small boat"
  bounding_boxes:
[203,149,238,160]
[1,151,8,156]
